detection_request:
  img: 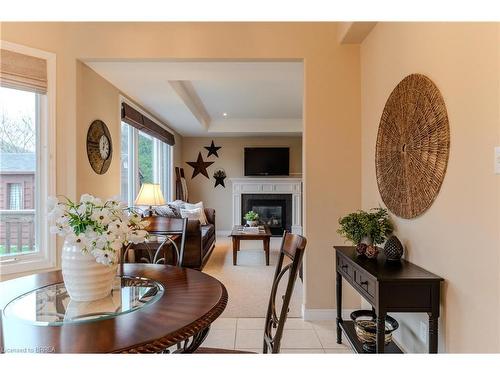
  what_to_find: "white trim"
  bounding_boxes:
[230,177,302,234]
[301,306,357,321]
[0,41,56,275]
[168,80,211,129]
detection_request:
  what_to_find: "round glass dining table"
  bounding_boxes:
[0,264,227,353]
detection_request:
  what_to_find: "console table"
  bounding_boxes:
[334,246,443,353]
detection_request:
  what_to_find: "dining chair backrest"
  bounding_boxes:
[263,231,307,353]
[123,216,188,267]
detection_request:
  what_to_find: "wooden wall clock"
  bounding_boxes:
[375,74,450,219]
[86,120,112,175]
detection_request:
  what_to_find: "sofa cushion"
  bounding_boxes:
[184,201,208,225]
[181,207,206,224]
[201,224,215,242]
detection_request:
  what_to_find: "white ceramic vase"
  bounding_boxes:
[61,240,118,302]
[246,220,258,227]
[64,294,119,322]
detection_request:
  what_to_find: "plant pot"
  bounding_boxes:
[361,236,373,245]
[246,220,258,227]
[61,240,117,302]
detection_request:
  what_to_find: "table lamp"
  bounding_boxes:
[135,183,166,216]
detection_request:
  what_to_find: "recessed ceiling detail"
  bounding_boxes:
[85,61,303,137]
[168,80,211,129]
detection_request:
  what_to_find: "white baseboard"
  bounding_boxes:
[301,305,357,321]
[216,230,231,236]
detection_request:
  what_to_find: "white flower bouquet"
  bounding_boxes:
[49,194,149,266]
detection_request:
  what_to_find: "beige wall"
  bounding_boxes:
[76,61,121,198]
[182,136,302,231]
[361,23,500,352]
[76,62,184,198]
[0,22,362,310]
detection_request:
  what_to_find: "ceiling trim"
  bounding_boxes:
[168,80,211,129]
[209,118,302,134]
[338,22,377,44]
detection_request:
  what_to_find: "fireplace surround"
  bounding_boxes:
[230,177,302,235]
[241,194,292,235]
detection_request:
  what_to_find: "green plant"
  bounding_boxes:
[244,211,259,221]
[337,208,393,245]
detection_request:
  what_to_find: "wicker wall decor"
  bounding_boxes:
[375,74,450,219]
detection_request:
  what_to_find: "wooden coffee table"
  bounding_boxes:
[230,225,272,266]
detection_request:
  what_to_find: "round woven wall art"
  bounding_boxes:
[375,74,450,219]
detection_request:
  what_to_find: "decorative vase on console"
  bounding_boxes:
[49,194,149,302]
[383,235,404,261]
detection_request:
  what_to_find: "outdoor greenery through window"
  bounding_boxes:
[120,115,172,206]
[138,131,154,185]
[0,86,37,256]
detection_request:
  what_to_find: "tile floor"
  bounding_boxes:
[202,317,353,353]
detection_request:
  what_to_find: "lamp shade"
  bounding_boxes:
[135,183,166,206]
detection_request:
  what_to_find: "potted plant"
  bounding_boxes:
[337,208,393,258]
[48,194,150,301]
[244,210,259,227]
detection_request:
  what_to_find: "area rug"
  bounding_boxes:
[202,236,303,318]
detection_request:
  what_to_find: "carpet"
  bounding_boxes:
[202,236,303,318]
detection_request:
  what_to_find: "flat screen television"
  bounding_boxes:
[244,147,289,176]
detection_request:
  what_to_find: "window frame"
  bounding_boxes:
[0,41,57,275]
[119,96,174,206]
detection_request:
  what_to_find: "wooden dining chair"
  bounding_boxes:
[196,231,307,354]
[122,216,188,268]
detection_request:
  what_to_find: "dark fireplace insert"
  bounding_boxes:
[241,194,292,236]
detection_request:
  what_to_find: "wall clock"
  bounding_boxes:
[86,119,112,175]
[375,74,450,219]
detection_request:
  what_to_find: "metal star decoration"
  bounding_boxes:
[186,152,214,179]
[213,169,226,188]
[204,140,222,158]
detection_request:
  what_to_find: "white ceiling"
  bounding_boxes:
[85,61,303,137]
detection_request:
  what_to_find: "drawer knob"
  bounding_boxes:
[341,265,348,269]
[360,280,368,286]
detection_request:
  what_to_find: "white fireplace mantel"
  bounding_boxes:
[230,177,303,234]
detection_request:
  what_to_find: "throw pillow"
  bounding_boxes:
[180,207,206,224]
[183,201,208,225]
[155,204,181,218]
[169,200,186,210]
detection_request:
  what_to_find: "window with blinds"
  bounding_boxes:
[120,100,173,205]
[0,42,56,274]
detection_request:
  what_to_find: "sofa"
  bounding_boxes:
[182,207,216,269]
[130,204,216,270]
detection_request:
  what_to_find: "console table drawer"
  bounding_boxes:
[354,271,376,298]
[337,256,354,280]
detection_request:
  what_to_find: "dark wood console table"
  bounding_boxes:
[334,246,443,353]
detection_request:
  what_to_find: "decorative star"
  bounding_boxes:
[214,175,226,188]
[213,169,226,188]
[186,152,214,179]
[204,140,222,158]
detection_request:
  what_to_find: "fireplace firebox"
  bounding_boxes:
[241,194,292,236]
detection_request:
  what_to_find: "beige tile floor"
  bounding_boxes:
[202,317,353,354]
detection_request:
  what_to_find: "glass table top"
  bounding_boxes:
[3,276,164,326]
